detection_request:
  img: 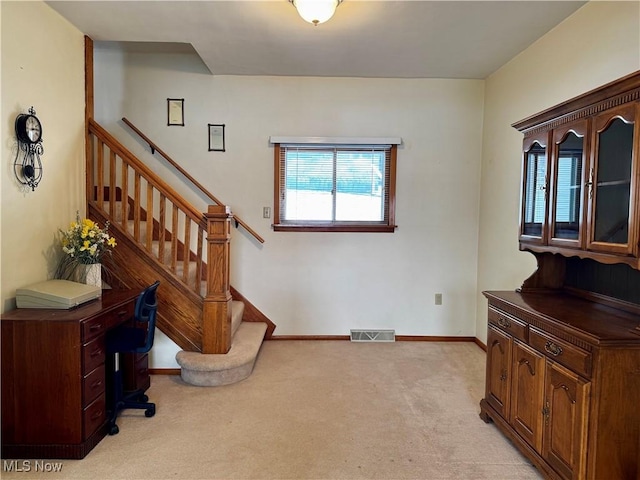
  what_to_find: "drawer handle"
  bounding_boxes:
[91,410,103,421]
[90,348,103,358]
[544,341,563,356]
[497,317,511,328]
[117,309,129,317]
[89,323,104,332]
[90,380,103,389]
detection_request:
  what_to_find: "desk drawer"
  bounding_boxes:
[83,396,106,439]
[83,366,105,406]
[529,327,592,378]
[82,301,134,342]
[83,336,105,374]
[125,354,150,393]
[488,308,528,343]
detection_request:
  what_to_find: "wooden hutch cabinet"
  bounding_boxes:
[480,71,640,480]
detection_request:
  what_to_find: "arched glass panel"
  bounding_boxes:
[553,132,583,240]
[593,118,634,244]
[522,142,546,237]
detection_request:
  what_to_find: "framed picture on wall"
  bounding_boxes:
[208,124,226,152]
[167,98,184,126]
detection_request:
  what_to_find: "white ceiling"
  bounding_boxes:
[47,0,586,79]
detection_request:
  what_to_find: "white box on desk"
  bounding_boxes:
[16,279,101,309]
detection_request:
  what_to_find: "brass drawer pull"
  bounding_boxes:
[497,317,511,329]
[544,341,563,356]
[89,323,104,332]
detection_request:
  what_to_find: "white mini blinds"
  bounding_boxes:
[271,139,399,232]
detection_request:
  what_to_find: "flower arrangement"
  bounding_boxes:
[55,214,117,284]
[60,216,117,264]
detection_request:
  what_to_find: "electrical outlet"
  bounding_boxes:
[435,293,442,305]
[263,207,271,219]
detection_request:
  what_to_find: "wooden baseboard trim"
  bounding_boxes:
[270,335,351,341]
[150,368,181,375]
[149,335,487,375]
[148,338,485,373]
[396,335,475,342]
[269,335,479,342]
[474,337,487,351]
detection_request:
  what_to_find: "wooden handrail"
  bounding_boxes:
[89,118,209,294]
[121,117,265,244]
[89,119,207,228]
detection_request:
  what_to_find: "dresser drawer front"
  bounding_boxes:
[83,366,106,406]
[529,327,592,378]
[82,301,134,342]
[126,354,150,393]
[488,308,528,342]
[83,396,106,439]
[83,336,105,373]
[82,315,107,343]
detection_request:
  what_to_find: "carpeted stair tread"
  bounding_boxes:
[150,241,174,264]
[176,321,267,386]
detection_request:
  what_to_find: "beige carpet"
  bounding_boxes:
[2,341,542,480]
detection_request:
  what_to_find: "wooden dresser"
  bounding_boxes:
[1,289,147,459]
[480,71,640,479]
[480,290,640,480]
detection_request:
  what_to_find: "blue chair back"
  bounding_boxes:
[134,281,160,354]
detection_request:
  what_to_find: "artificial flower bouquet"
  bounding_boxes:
[60,216,117,264]
[55,214,117,282]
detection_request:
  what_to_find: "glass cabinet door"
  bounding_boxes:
[587,104,638,255]
[521,135,549,242]
[549,122,587,247]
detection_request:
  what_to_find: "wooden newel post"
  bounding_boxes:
[203,205,232,354]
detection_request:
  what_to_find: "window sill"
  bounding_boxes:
[273,224,397,233]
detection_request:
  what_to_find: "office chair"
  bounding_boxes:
[106,280,160,435]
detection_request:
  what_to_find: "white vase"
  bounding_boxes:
[80,263,102,292]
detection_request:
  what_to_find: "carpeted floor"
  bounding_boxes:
[2,341,542,480]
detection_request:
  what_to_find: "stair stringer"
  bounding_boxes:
[90,205,204,352]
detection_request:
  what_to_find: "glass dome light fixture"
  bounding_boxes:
[289,0,343,26]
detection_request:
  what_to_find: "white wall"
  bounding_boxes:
[1,1,85,312]
[476,1,640,343]
[2,0,634,368]
[93,49,485,367]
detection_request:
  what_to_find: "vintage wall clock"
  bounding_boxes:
[14,106,44,190]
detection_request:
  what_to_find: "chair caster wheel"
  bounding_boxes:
[145,406,155,417]
[109,424,119,435]
[139,394,149,402]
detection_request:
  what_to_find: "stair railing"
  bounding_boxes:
[121,117,265,244]
[88,119,234,353]
[88,119,208,293]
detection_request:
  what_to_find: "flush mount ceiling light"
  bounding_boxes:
[289,0,343,26]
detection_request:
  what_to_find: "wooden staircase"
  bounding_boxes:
[86,118,274,385]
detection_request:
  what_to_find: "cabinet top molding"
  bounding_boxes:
[512,70,640,134]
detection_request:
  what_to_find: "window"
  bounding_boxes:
[272,141,398,232]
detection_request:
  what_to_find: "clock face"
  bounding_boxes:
[25,115,42,143]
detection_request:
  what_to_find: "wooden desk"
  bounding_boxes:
[1,289,145,459]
